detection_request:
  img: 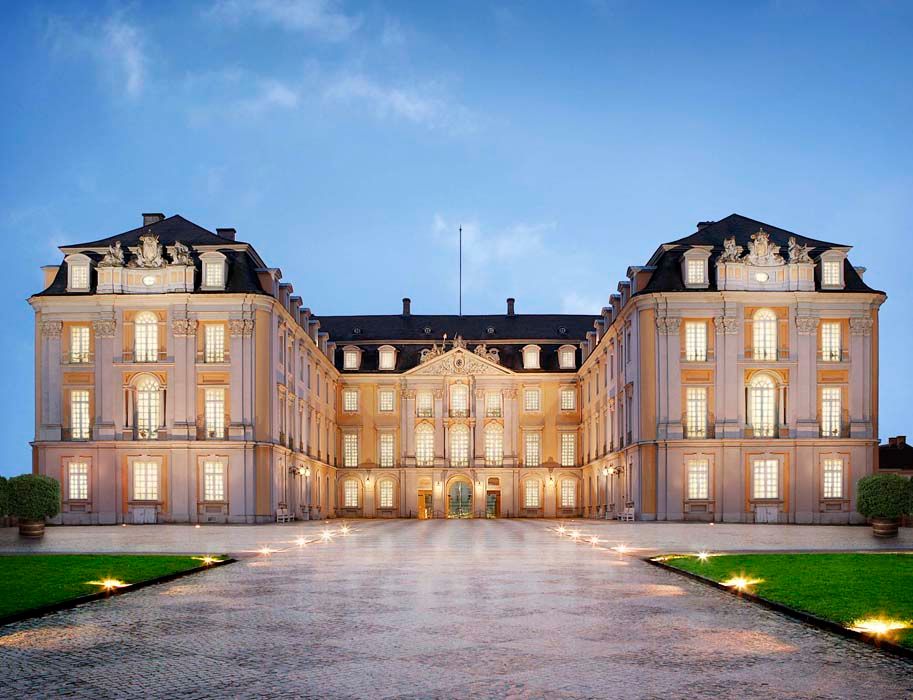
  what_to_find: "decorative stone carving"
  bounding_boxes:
[850,318,873,336]
[795,317,819,335]
[420,340,446,364]
[92,319,117,337]
[745,229,784,266]
[452,334,467,350]
[40,320,62,338]
[228,319,255,337]
[655,317,681,335]
[171,319,198,337]
[128,232,165,268]
[787,236,813,264]
[713,316,739,335]
[169,241,193,266]
[473,343,501,364]
[99,241,125,267]
[413,349,511,376]
[719,236,743,263]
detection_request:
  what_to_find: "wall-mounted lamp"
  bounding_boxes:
[304,466,311,477]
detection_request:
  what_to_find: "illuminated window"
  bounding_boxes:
[560,479,575,508]
[379,480,394,508]
[687,259,705,285]
[450,425,470,467]
[524,388,540,412]
[686,459,709,500]
[821,322,841,361]
[378,347,396,370]
[70,262,90,290]
[415,424,434,466]
[749,374,776,437]
[343,433,359,467]
[823,458,844,499]
[560,432,576,467]
[821,387,842,437]
[136,376,160,439]
[133,461,159,501]
[343,389,358,412]
[525,432,541,467]
[205,388,225,438]
[378,388,395,412]
[685,322,707,362]
[559,346,576,369]
[751,458,779,500]
[204,324,225,363]
[203,460,225,501]
[416,391,433,417]
[343,349,359,370]
[752,309,777,361]
[203,261,224,288]
[450,385,469,417]
[484,424,503,467]
[822,260,841,287]
[70,389,90,440]
[344,478,359,508]
[522,346,540,369]
[685,387,707,439]
[68,462,88,500]
[134,312,159,362]
[560,387,576,411]
[485,392,502,417]
[379,433,394,468]
[524,480,540,508]
[70,326,90,363]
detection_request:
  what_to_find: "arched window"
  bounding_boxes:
[136,375,161,439]
[450,384,469,417]
[343,478,359,508]
[752,309,777,361]
[749,373,777,437]
[484,424,503,467]
[415,424,434,466]
[134,312,159,362]
[450,424,470,467]
[378,479,394,509]
[524,479,541,508]
[560,479,576,508]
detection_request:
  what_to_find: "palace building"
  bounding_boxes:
[29,213,885,524]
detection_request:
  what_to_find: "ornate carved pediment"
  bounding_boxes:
[745,229,784,266]
[718,236,743,263]
[99,241,125,267]
[128,232,165,268]
[168,241,193,266]
[409,348,512,376]
[787,236,813,264]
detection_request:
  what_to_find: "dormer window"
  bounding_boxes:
[65,254,92,292]
[681,247,711,289]
[378,345,397,371]
[522,345,541,369]
[558,345,576,369]
[818,250,846,290]
[199,252,227,291]
[687,259,704,284]
[343,346,361,370]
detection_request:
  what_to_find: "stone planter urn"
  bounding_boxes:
[870,517,900,538]
[856,473,912,539]
[18,519,46,539]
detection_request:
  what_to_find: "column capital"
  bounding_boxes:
[40,320,62,338]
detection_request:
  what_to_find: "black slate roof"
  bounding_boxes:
[879,440,913,471]
[65,215,245,249]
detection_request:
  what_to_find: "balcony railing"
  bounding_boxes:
[62,427,92,441]
[123,351,166,363]
[64,352,94,365]
[818,350,848,363]
[749,349,789,361]
[450,409,469,418]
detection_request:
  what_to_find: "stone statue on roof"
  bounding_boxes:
[128,232,165,268]
[99,240,125,267]
[169,240,193,266]
[718,236,743,263]
[787,236,813,264]
[745,228,784,266]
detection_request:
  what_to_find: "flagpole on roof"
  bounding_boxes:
[459,225,462,317]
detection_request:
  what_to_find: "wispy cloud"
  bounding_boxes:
[208,0,361,40]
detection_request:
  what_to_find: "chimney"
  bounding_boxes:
[854,266,866,280]
[143,213,165,226]
[696,221,714,230]
[216,228,236,241]
[506,297,515,316]
[899,436,907,448]
[402,297,411,317]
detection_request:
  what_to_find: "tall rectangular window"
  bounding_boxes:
[70,263,89,290]
[524,388,540,412]
[484,427,503,467]
[560,387,576,411]
[685,387,707,439]
[204,324,225,363]
[70,389,90,440]
[485,392,502,417]
[343,389,358,412]
[821,387,842,437]
[378,348,395,370]
[379,433,394,468]
[821,322,841,361]
[378,388,395,412]
[450,426,470,467]
[205,388,225,438]
[133,461,159,501]
[751,458,779,500]
[379,480,394,508]
[560,432,576,467]
[687,259,705,284]
[203,460,225,501]
[686,459,709,500]
[822,260,841,286]
[343,350,358,370]
[344,479,359,507]
[70,326,90,363]
[525,432,541,467]
[343,433,359,467]
[449,385,469,417]
[415,426,434,466]
[204,262,224,288]
[685,322,707,362]
[68,462,88,500]
[524,480,540,508]
[416,391,433,417]
[823,458,844,499]
[560,479,575,508]
[559,348,576,369]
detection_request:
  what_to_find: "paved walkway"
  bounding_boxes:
[1,520,911,699]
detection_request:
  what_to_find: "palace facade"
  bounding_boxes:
[29,213,885,524]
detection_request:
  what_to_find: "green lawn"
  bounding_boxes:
[664,552,913,648]
[0,554,214,619]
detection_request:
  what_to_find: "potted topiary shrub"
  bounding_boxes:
[8,474,60,538]
[856,473,913,538]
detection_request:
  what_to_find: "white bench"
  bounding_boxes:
[276,505,294,523]
[619,506,635,522]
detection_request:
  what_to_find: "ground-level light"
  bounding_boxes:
[88,578,129,592]
[722,576,762,592]
[850,618,909,636]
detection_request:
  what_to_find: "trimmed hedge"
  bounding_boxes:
[0,476,8,518]
[856,473,913,520]
[8,474,60,522]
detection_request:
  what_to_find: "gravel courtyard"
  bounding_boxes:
[1,520,911,699]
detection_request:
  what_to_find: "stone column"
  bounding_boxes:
[473,388,485,464]
[171,318,197,439]
[433,389,444,461]
[849,318,873,437]
[794,316,819,438]
[93,318,117,440]
[714,315,740,438]
[229,319,254,440]
[503,389,515,465]
[40,320,63,441]
[403,389,416,459]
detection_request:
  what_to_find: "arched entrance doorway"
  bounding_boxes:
[447,477,472,518]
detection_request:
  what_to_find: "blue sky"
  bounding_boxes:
[1,1,911,476]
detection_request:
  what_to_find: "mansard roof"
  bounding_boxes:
[63,215,245,250]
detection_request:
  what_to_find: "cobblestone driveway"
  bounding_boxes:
[2,520,911,699]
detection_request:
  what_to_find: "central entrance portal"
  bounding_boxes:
[448,481,472,518]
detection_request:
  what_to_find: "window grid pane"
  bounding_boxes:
[343,434,359,467]
[378,389,395,412]
[524,388,540,412]
[525,433,540,467]
[686,459,709,500]
[560,433,575,467]
[685,322,707,361]
[484,426,503,467]
[136,378,160,439]
[687,259,704,284]
[70,326,90,363]
[134,313,159,362]
[823,459,843,499]
[69,462,88,500]
[751,459,778,500]
[379,433,394,468]
[749,375,776,437]
[416,392,433,417]
[823,260,841,286]
[450,385,469,417]
[821,322,841,361]
[343,389,358,412]
[524,480,540,508]
[379,349,395,370]
[560,479,575,508]
[71,264,89,289]
[379,480,394,508]
[205,388,225,438]
[344,479,358,507]
[70,389,90,440]
[204,325,225,363]
[523,348,540,369]
[753,310,777,361]
[343,351,358,370]
[821,387,842,437]
[204,262,223,287]
[203,461,225,501]
[133,461,159,501]
[559,349,575,369]
[686,387,707,438]
[415,425,434,466]
[485,393,502,417]
[560,388,576,411]
[450,426,470,467]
